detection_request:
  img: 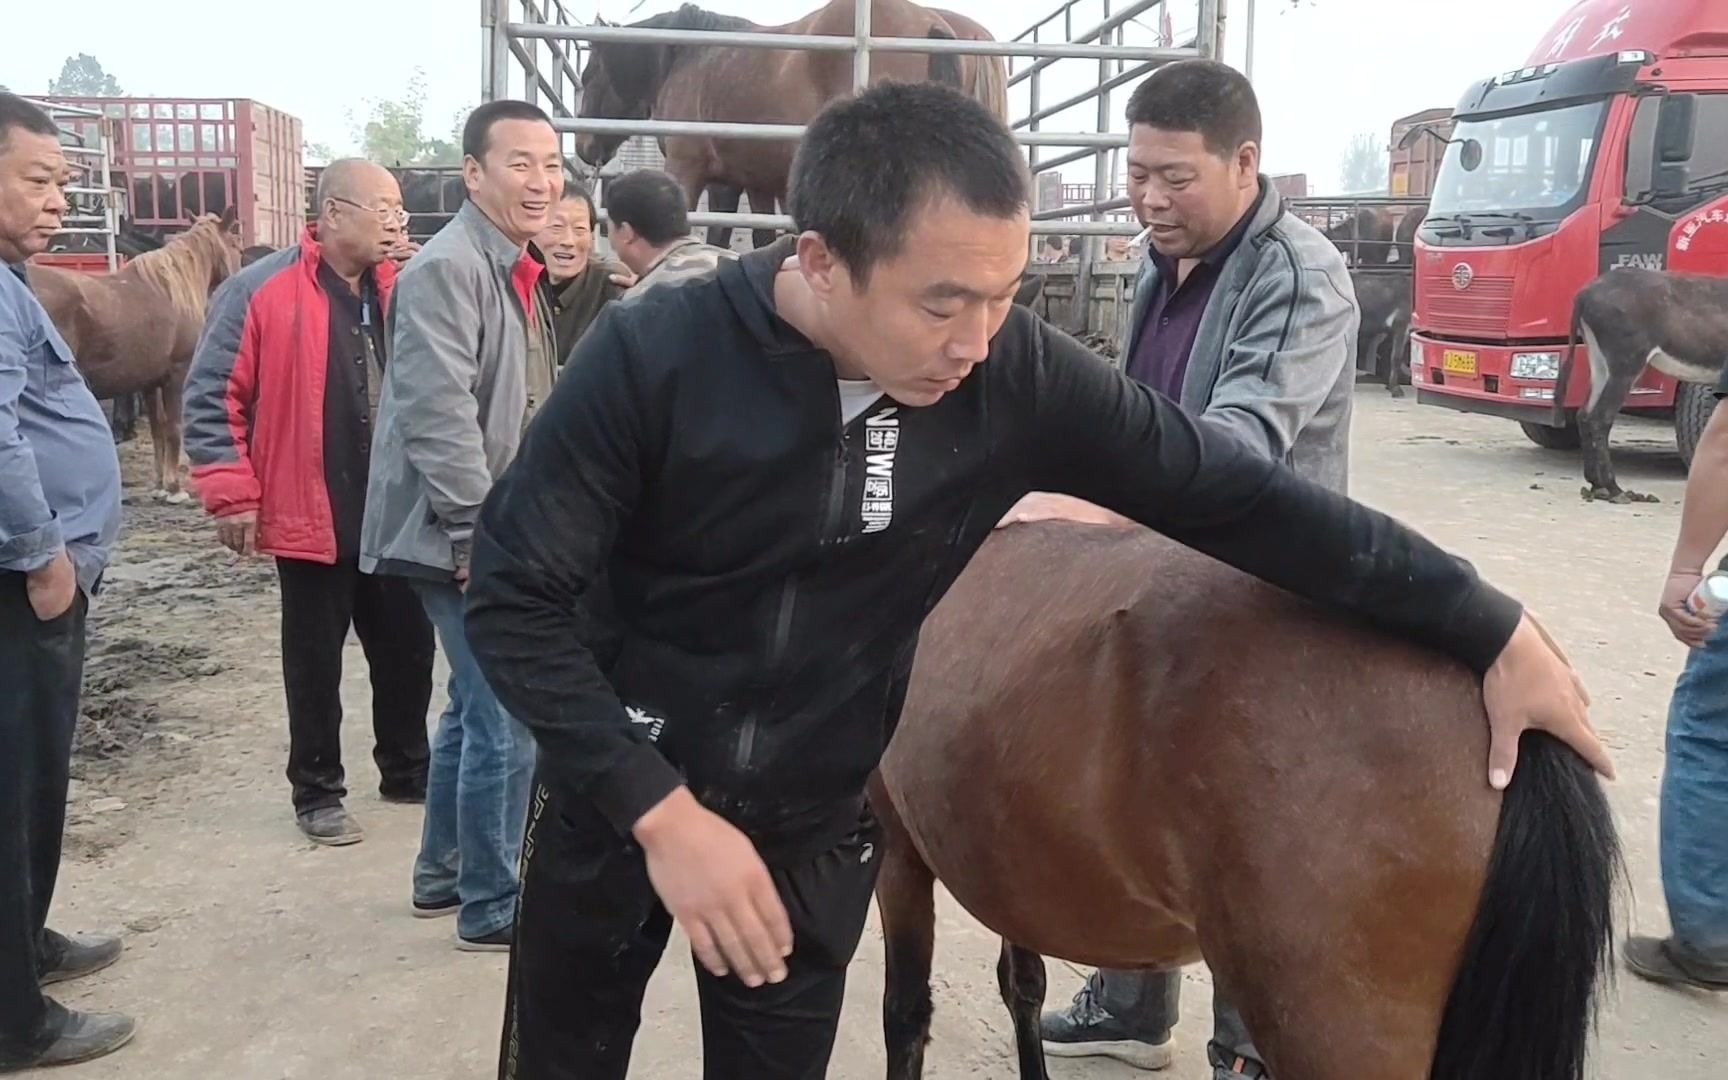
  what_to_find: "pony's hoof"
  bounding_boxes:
[151,488,170,502]
[164,490,191,505]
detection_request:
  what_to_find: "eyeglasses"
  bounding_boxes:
[330,196,410,227]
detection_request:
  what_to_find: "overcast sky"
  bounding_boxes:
[3,0,1579,193]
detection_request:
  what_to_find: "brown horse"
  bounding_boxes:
[575,0,1008,250]
[28,209,243,501]
[870,523,1619,1080]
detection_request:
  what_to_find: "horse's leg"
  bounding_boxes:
[161,366,190,503]
[746,188,778,250]
[704,182,740,250]
[144,386,170,500]
[869,775,936,1080]
[995,942,1051,1080]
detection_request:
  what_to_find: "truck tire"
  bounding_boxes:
[1675,380,1717,470]
[1519,420,1582,451]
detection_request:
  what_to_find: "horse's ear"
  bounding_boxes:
[220,204,240,235]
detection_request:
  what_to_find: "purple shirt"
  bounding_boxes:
[1124,189,1265,401]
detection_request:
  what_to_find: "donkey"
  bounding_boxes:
[1565,267,1728,503]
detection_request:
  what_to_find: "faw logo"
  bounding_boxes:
[1611,253,1664,271]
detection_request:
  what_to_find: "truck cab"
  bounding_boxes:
[1411,0,1728,461]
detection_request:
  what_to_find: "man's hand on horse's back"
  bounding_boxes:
[216,510,258,557]
[995,491,1133,529]
[1482,612,1615,790]
[633,787,793,988]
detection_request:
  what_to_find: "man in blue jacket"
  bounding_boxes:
[0,92,132,1073]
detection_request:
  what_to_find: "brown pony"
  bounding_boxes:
[870,522,1620,1080]
[575,0,1009,250]
[28,209,243,501]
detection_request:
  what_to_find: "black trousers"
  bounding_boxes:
[0,573,87,1064]
[500,778,883,1080]
[276,558,435,812]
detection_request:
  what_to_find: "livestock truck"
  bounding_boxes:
[42,96,304,250]
[1411,0,1728,466]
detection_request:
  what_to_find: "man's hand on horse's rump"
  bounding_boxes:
[995,491,1134,529]
[633,786,794,988]
[215,510,258,557]
[1482,612,1615,791]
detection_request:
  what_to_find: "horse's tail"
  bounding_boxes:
[1552,297,1584,428]
[926,26,965,91]
[1429,732,1622,1080]
[975,53,1008,123]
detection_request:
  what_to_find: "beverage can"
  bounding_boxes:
[1687,572,1728,618]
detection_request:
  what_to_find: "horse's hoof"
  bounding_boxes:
[151,488,170,501]
[164,491,191,505]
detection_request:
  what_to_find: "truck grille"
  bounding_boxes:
[1422,272,1514,337]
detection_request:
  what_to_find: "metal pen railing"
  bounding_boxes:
[28,99,122,269]
[486,0,1221,241]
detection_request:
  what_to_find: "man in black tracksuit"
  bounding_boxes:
[463,84,1614,1079]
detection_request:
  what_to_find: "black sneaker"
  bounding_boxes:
[1040,981,1175,1071]
[411,895,459,920]
[1624,934,1728,991]
[456,924,513,953]
[297,805,363,846]
[0,1007,135,1072]
[38,931,123,987]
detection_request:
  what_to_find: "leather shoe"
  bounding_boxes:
[39,931,123,987]
[0,1008,135,1072]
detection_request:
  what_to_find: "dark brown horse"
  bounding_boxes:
[29,209,243,500]
[871,522,1619,1080]
[575,0,1008,250]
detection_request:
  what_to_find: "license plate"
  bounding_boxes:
[1442,349,1478,375]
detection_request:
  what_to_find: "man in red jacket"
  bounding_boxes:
[182,159,435,847]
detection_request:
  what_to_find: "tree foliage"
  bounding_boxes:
[1338,131,1388,195]
[48,54,123,96]
[351,69,465,167]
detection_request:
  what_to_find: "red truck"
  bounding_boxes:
[1411,0,1728,464]
[43,96,304,249]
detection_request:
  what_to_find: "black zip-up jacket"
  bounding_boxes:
[464,238,1524,864]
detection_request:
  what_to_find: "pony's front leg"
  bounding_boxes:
[996,942,1052,1080]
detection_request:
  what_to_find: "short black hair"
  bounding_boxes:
[560,179,598,228]
[602,169,689,246]
[0,93,59,155]
[788,81,1029,284]
[462,99,555,162]
[1125,59,1262,159]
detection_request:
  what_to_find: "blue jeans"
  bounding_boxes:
[411,582,537,940]
[1661,620,1728,967]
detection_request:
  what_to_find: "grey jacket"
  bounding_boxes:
[1125,179,1358,493]
[360,200,558,579]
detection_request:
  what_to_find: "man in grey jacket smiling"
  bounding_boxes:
[360,98,561,952]
[1014,60,1357,1078]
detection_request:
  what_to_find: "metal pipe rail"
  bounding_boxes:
[1014,61,1156,130]
[658,210,1142,236]
[555,116,1134,147]
[1007,0,1171,88]
[510,22,1184,63]
[1032,195,1132,220]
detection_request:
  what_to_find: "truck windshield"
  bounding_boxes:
[1429,100,1607,217]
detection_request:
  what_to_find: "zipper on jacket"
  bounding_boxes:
[732,715,759,773]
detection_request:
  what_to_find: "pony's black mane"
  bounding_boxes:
[639,4,755,33]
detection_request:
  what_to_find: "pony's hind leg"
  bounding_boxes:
[869,776,935,1080]
[161,368,190,503]
[144,386,170,500]
[995,942,1051,1080]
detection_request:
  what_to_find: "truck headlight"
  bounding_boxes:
[1511,351,1562,380]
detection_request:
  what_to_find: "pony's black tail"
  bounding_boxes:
[927,27,965,91]
[1430,732,1622,1080]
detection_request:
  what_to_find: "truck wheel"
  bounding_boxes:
[1519,420,1582,451]
[1675,380,1717,470]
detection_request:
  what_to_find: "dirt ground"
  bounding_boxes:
[31,388,1728,1079]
